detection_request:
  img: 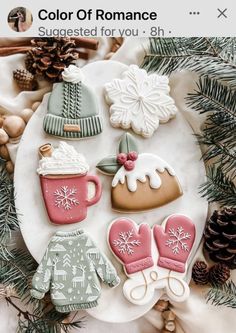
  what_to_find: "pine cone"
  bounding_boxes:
[204,208,236,269]
[25,38,80,82]
[13,69,38,91]
[209,263,230,286]
[192,261,209,285]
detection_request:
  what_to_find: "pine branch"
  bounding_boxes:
[0,248,37,299]
[203,112,236,144]
[206,280,236,308]
[187,77,236,177]
[196,133,236,177]
[16,304,84,333]
[142,38,236,88]
[200,165,236,207]
[0,168,19,243]
[187,76,236,118]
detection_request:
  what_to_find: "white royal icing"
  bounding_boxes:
[62,65,85,84]
[37,142,89,176]
[105,65,177,138]
[112,153,175,192]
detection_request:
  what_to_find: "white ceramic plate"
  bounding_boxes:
[15,60,208,323]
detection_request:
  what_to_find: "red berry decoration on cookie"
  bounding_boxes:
[124,160,135,171]
[117,153,127,165]
[127,151,138,161]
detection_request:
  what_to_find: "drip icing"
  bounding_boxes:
[111,153,175,192]
[37,141,89,176]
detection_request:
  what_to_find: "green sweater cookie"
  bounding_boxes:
[30,229,120,312]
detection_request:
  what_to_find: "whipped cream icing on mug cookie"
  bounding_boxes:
[37,141,89,176]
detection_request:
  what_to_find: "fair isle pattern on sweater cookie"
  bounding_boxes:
[30,229,120,312]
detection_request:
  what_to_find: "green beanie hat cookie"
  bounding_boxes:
[44,65,103,139]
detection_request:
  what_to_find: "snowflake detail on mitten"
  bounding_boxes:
[165,226,191,255]
[113,229,141,255]
[54,186,79,210]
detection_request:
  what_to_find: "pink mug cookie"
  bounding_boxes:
[38,142,102,225]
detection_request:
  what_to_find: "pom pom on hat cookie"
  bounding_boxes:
[44,65,103,139]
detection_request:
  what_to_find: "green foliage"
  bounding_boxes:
[96,156,120,175]
[119,132,138,154]
[206,280,236,308]
[142,37,236,88]
[0,168,19,244]
[143,38,236,208]
[187,77,236,179]
[187,76,236,207]
[199,166,236,207]
[16,306,84,333]
[0,248,37,299]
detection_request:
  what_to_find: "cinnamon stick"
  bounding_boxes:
[0,37,98,57]
[74,37,99,50]
[0,46,88,59]
[77,50,89,60]
[0,38,31,47]
[0,46,32,56]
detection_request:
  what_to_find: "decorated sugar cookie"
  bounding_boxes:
[105,65,177,138]
[153,214,196,273]
[108,215,196,305]
[44,65,102,139]
[31,228,120,312]
[108,218,154,275]
[96,133,182,212]
[37,142,102,225]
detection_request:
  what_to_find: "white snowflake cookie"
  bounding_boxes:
[105,65,177,138]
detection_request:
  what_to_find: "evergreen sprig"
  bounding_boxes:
[187,76,236,201]
[142,37,236,88]
[187,77,236,142]
[0,248,37,299]
[0,167,19,243]
[15,309,83,333]
[7,297,84,333]
[143,38,236,209]
[199,166,236,207]
[206,280,236,308]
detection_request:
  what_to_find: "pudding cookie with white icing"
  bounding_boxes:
[96,133,182,212]
[105,65,177,138]
[44,65,102,139]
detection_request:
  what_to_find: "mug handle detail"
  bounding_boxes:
[86,175,102,207]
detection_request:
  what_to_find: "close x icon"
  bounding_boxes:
[217,8,228,18]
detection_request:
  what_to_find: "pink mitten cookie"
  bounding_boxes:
[153,214,196,273]
[37,142,102,225]
[108,218,154,274]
